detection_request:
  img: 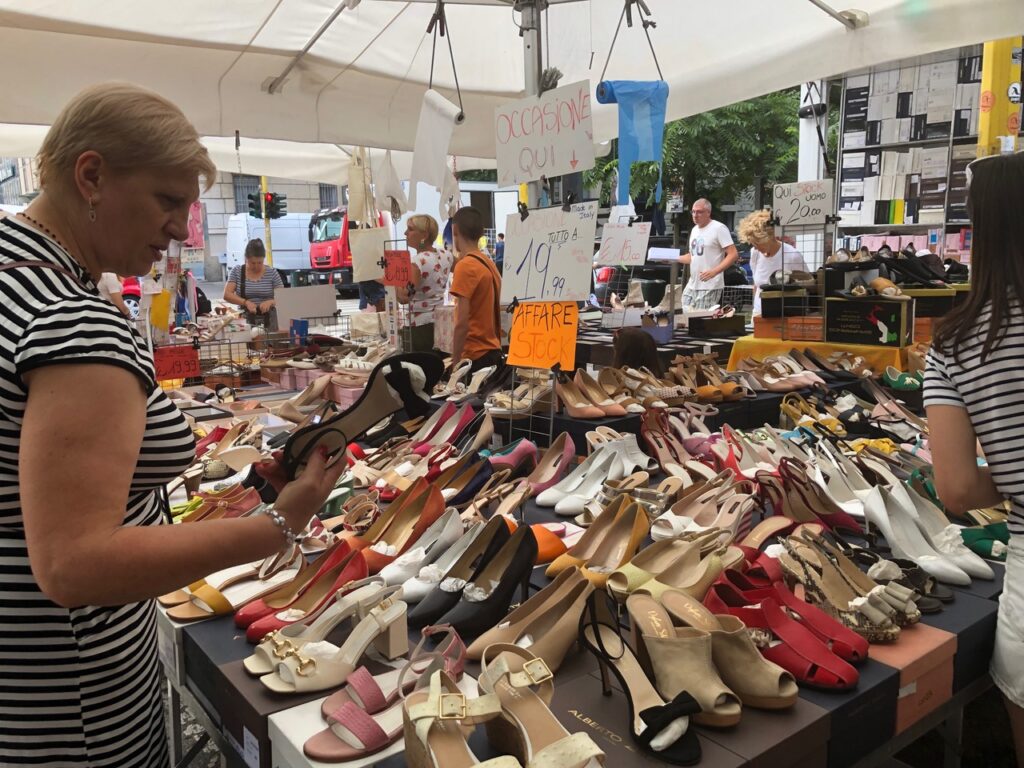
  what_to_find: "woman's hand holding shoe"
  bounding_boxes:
[259,447,347,539]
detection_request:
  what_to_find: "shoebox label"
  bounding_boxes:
[825,297,914,347]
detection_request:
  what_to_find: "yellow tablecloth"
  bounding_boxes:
[727,335,907,372]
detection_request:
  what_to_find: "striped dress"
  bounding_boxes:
[924,301,1024,535]
[0,217,196,766]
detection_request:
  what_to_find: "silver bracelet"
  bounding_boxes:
[258,504,300,545]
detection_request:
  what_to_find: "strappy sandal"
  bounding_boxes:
[283,354,444,480]
[578,595,703,762]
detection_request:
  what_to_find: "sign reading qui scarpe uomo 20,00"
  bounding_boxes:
[494,80,596,185]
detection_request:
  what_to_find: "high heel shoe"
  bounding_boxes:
[435,523,538,638]
[466,565,594,672]
[242,578,390,676]
[479,645,608,763]
[575,501,650,588]
[359,481,446,574]
[377,507,464,586]
[578,594,703,763]
[526,432,575,494]
[555,372,606,419]
[401,671,505,768]
[260,591,409,693]
[626,592,742,728]
[317,623,465,725]
[408,516,511,629]
[283,353,445,479]
[660,589,799,710]
[574,369,628,416]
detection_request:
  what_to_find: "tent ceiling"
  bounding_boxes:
[0,1,1021,164]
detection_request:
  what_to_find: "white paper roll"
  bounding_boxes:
[408,89,463,209]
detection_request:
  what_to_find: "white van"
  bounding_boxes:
[225,212,312,276]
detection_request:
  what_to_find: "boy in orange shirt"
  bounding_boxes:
[449,207,503,372]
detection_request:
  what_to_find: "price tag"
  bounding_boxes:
[383,250,412,287]
[595,222,652,266]
[500,201,598,304]
[772,180,834,227]
[506,301,578,370]
[153,345,200,381]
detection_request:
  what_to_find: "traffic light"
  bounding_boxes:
[247,192,262,219]
[265,192,288,220]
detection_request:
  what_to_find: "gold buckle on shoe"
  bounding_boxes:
[438,693,467,720]
[524,658,552,684]
[295,656,317,676]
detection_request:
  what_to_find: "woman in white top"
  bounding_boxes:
[398,214,454,352]
[97,272,130,316]
[738,209,808,315]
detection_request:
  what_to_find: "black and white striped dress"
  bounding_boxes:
[924,301,1024,535]
[0,217,196,766]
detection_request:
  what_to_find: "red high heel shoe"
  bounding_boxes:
[704,581,860,691]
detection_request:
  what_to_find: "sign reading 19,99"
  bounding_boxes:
[500,201,599,304]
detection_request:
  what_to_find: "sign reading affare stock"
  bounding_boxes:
[495,80,595,185]
[507,301,577,371]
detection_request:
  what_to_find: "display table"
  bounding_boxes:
[727,336,907,373]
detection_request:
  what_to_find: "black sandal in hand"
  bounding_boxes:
[282,353,444,480]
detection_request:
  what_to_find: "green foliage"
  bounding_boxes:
[456,169,497,182]
[584,88,803,208]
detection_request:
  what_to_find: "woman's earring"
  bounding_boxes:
[88,197,97,223]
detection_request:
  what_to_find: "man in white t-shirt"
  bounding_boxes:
[738,209,810,315]
[679,199,739,309]
[96,272,130,316]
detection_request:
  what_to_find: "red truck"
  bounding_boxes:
[308,207,388,294]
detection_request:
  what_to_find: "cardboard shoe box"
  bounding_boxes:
[901,287,956,317]
[753,314,824,341]
[868,622,956,734]
[825,297,915,347]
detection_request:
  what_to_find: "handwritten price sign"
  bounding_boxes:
[595,222,652,266]
[500,201,598,304]
[772,180,835,227]
[153,344,200,381]
[383,250,412,287]
[507,301,578,370]
[495,80,595,185]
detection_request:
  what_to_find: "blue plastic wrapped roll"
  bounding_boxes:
[596,80,670,206]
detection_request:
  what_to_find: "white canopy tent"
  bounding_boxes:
[0,0,1021,180]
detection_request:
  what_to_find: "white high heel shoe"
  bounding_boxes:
[400,522,485,604]
[863,486,970,586]
[535,447,617,508]
[553,451,624,517]
[905,488,994,580]
[378,508,464,586]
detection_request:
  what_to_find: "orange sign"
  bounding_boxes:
[154,344,200,381]
[506,301,577,370]
[1010,112,1021,134]
[980,90,995,112]
[383,250,411,287]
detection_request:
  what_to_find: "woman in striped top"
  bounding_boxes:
[0,84,344,767]
[924,151,1024,764]
[223,237,284,330]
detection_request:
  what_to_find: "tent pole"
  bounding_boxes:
[519,0,546,205]
[804,0,857,29]
[267,0,358,94]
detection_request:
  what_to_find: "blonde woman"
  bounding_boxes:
[737,208,808,315]
[398,213,454,352]
[0,84,343,766]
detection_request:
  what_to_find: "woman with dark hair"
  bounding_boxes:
[925,151,1024,763]
[612,326,663,376]
[223,237,284,330]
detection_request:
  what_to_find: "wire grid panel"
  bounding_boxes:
[721,285,754,312]
[502,369,556,449]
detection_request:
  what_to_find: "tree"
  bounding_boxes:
[455,169,497,182]
[584,88,802,210]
